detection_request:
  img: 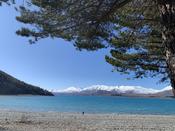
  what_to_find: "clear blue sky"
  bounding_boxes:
[0,4,169,90]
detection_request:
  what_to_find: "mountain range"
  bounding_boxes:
[53,85,173,97]
[0,70,53,96]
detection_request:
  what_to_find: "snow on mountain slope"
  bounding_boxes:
[159,86,171,91]
[82,85,157,94]
[52,87,81,93]
[53,85,172,95]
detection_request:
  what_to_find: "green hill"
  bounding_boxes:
[0,70,53,96]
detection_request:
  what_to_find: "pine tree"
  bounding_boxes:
[16,0,175,95]
[106,1,166,82]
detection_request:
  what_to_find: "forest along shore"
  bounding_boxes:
[0,110,175,131]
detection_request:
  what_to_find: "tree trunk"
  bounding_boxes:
[158,0,175,96]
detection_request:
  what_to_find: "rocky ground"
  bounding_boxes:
[0,110,175,131]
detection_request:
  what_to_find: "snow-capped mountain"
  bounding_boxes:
[82,85,164,94]
[53,85,172,97]
[52,87,81,93]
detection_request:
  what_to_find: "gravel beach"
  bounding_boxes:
[0,110,175,131]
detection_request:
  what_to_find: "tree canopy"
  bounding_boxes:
[105,1,167,82]
[16,0,132,50]
[6,0,175,92]
[0,0,14,5]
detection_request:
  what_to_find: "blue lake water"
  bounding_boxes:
[0,95,175,115]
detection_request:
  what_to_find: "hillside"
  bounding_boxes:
[151,90,173,97]
[0,70,53,96]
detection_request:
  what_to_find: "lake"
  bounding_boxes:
[0,95,175,115]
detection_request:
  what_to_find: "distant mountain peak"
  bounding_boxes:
[54,87,81,93]
[53,85,172,97]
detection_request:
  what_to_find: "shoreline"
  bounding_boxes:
[0,110,175,131]
[1,108,175,116]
